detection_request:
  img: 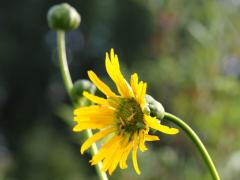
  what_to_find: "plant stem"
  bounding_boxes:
[57,31,73,97]
[164,112,220,180]
[57,30,108,180]
[86,129,108,180]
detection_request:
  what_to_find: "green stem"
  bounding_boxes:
[164,112,220,180]
[86,129,108,180]
[57,30,108,180]
[57,31,73,97]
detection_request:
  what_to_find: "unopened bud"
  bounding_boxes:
[47,3,81,31]
[71,80,96,106]
[145,94,165,119]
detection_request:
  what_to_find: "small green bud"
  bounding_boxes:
[71,80,96,106]
[47,3,81,31]
[145,94,165,119]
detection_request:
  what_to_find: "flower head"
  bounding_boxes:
[73,49,179,175]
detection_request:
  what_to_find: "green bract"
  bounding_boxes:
[71,80,96,106]
[47,3,81,31]
[145,94,165,119]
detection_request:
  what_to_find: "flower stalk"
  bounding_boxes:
[56,30,108,180]
[164,112,220,180]
[57,31,73,97]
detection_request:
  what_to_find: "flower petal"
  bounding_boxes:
[111,48,120,69]
[73,122,113,132]
[90,135,121,165]
[108,138,128,175]
[102,137,123,172]
[132,134,141,175]
[74,105,114,116]
[83,91,109,105]
[145,115,179,135]
[130,73,139,96]
[119,142,133,169]
[81,127,116,154]
[145,134,160,141]
[139,130,148,152]
[88,70,116,97]
[105,50,133,98]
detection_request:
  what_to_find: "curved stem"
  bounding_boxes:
[57,30,108,180]
[57,31,73,97]
[164,112,220,180]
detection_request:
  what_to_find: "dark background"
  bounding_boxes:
[1,0,240,179]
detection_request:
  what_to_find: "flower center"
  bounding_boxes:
[116,98,145,133]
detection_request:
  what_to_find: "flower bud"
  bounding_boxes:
[71,80,96,106]
[47,3,81,31]
[145,94,165,119]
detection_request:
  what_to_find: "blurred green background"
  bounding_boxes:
[1,0,240,179]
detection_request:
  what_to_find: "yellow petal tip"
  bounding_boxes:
[171,128,179,134]
[80,148,85,155]
[72,126,79,132]
[136,170,141,175]
[110,48,114,53]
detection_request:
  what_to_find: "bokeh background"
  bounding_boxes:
[1,0,240,179]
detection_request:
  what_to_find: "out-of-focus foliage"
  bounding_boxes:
[1,0,240,179]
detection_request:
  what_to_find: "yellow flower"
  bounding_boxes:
[73,49,179,175]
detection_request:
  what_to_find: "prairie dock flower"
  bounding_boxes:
[73,49,179,175]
